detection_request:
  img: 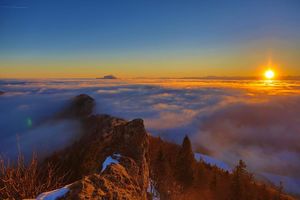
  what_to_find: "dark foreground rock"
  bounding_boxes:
[0,91,4,95]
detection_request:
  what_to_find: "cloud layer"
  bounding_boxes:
[0,78,300,192]
[195,96,300,178]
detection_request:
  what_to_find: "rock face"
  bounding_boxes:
[64,156,147,200]
[0,91,4,95]
[40,94,149,199]
[59,94,95,118]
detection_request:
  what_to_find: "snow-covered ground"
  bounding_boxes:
[147,179,160,200]
[36,186,69,200]
[101,153,121,172]
[194,153,231,171]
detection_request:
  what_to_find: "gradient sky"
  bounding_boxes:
[0,0,300,78]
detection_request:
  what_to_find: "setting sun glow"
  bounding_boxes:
[265,69,275,79]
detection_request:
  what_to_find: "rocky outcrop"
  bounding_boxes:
[61,155,147,200]
[0,91,4,95]
[39,94,150,199]
[59,94,95,118]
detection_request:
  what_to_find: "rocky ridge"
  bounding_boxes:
[38,94,149,200]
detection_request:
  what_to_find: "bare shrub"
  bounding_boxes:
[0,152,68,199]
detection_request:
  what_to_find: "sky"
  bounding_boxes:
[0,0,300,78]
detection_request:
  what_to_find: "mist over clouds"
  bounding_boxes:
[195,96,300,177]
[0,78,300,192]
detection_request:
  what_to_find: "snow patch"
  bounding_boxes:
[101,153,121,172]
[194,153,231,171]
[36,186,69,200]
[148,179,160,200]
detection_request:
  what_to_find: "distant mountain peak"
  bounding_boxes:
[98,75,117,79]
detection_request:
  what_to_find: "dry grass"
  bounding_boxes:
[0,152,68,199]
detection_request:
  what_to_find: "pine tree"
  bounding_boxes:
[230,160,248,200]
[275,181,284,200]
[210,168,217,191]
[175,135,195,188]
[260,184,270,200]
[152,147,170,199]
[153,149,165,181]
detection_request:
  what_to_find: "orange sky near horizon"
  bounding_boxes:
[1,45,299,79]
[0,58,298,79]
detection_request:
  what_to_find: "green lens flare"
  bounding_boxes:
[27,118,32,128]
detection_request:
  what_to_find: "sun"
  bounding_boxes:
[264,69,275,79]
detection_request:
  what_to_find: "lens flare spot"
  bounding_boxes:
[27,118,33,128]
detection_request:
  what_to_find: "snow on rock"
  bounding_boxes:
[147,179,160,200]
[194,153,231,171]
[101,153,121,172]
[36,186,69,200]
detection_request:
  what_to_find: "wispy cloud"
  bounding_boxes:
[193,96,300,178]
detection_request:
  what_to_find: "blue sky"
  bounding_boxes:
[0,0,300,77]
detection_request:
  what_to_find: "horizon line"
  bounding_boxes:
[1,75,300,80]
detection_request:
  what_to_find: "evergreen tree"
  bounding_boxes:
[275,181,284,200]
[175,135,195,188]
[194,161,207,187]
[230,160,248,200]
[152,147,170,199]
[210,168,217,191]
[261,184,270,200]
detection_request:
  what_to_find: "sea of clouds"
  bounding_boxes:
[0,78,299,193]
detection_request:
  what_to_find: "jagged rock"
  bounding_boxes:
[111,119,149,196]
[62,156,145,200]
[41,102,149,200]
[60,94,95,118]
[0,91,4,95]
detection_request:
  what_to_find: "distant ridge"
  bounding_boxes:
[97,75,117,79]
[132,76,300,80]
[181,76,300,80]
